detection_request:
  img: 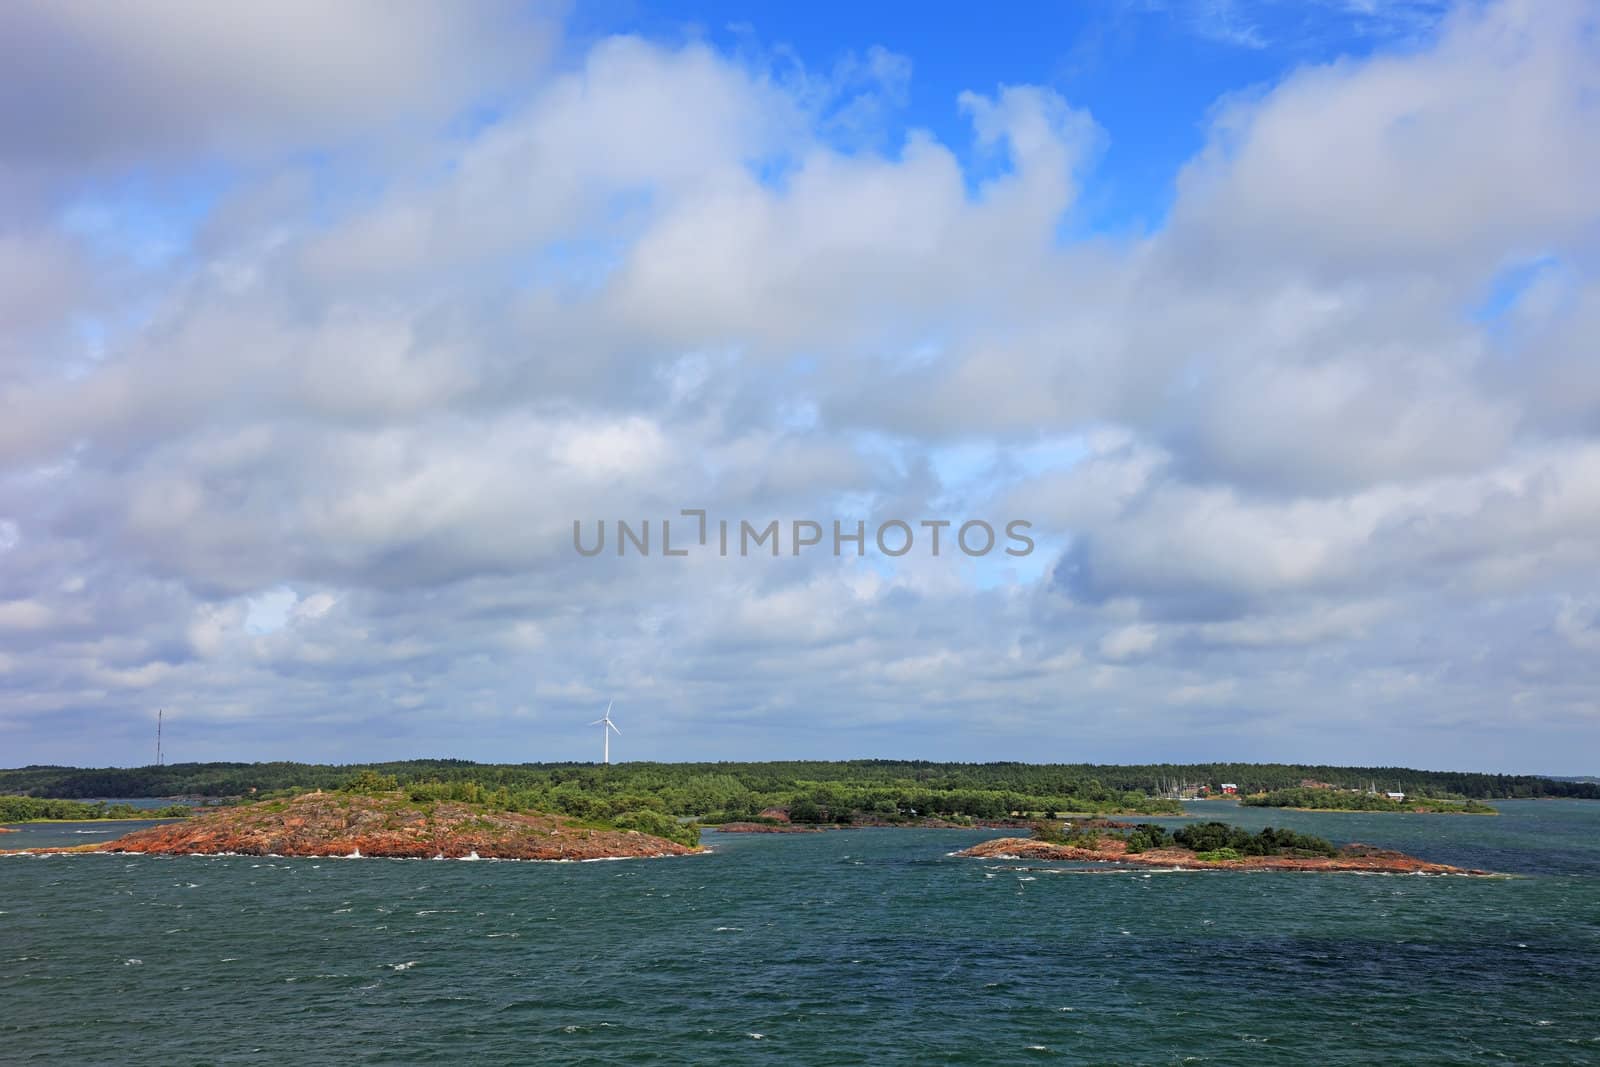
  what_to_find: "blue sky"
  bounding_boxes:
[566,0,1449,231]
[56,3,1438,289]
[2,0,1599,773]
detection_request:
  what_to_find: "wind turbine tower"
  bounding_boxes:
[590,701,621,764]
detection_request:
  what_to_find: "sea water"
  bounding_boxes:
[2,800,1597,1064]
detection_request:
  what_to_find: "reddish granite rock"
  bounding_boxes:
[713,822,824,833]
[9,791,701,861]
[957,835,1493,875]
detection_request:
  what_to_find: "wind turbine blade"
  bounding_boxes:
[608,721,621,735]
[589,718,607,725]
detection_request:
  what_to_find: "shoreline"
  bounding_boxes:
[1241,806,1498,815]
[0,825,190,831]
[2,835,704,862]
[709,814,1178,832]
[3,844,711,862]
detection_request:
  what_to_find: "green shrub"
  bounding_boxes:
[1123,823,1172,853]
[611,808,700,848]
[1195,847,1241,862]
[341,770,398,794]
[1173,821,1336,857]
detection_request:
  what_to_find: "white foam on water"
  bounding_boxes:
[387,960,418,971]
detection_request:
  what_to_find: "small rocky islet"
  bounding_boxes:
[6,790,701,861]
[957,834,1493,874]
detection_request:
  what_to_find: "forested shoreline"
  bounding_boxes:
[0,796,193,822]
[1241,788,1499,813]
[1,760,1592,826]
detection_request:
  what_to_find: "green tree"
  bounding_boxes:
[341,770,398,794]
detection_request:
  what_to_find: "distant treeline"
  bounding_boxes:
[315,764,1183,821]
[1241,788,1497,813]
[0,760,1184,821]
[0,795,191,822]
[334,771,701,847]
[0,760,1592,819]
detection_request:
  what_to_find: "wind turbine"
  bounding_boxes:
[590,701,621,764]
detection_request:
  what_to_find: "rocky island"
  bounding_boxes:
[958,820,1494,875]
[5,790,702,861]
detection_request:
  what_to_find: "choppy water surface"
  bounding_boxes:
[3,800,1597,1064]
